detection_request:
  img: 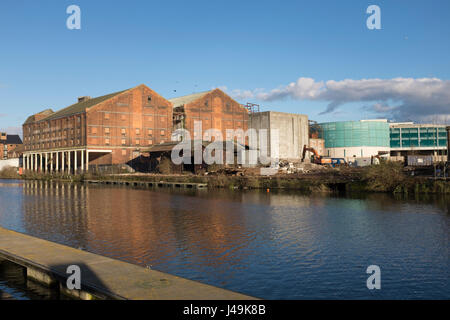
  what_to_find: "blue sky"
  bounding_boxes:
[1,0,449,135]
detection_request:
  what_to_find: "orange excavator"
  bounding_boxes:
[301,145,331,165]
[301,145,347,166]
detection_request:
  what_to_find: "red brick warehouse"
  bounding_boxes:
[171,88,249,142]
[22,84,173,173]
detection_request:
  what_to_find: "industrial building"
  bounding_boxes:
[249,111,309,161]
[318,119,391,160]
[171,89,249,142]
[0,132,22,160]
[22,84,173,173]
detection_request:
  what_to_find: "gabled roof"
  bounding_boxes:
[24,109,54,125]
[168,90,212,108]
[24,88,131,125]
[43,89,129,121]
[5,135,22,145]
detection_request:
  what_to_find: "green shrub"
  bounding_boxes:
[363,161,407,192]
[0,166,19,179]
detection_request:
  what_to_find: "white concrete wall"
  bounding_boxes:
[325,146,390,161]
[0,158,19,171]
[249,111,309,160]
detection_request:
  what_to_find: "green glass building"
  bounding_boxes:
[318,120,390,149]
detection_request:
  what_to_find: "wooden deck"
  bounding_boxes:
[85,180,208,189]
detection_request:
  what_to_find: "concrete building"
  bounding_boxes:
[249,111,309,161]
[22,84,173,173]
[0,132,22,160]
[171,89,248,142]
[318,119,390,160]
[389,122,447,158]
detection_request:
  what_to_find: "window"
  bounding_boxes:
[121,128,126,135]
[122,149,127,156]
[121,138,126,145]
[136,128,140,135]
[121,114,126,121]
[148,129,153,136]
[105,127,110,134]
[147,96,152,102]
[136,139,140,146]
[92,127,97,134]
[148,139,153,145]
[104,113,110,120]
[105,138,110,145]
[160,130,165,136]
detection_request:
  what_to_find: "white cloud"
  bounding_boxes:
[224,77,450,123]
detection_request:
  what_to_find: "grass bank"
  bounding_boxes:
[8,162,450,194]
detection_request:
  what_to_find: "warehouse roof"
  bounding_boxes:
[168,90,212,108]
[44,89,129,121]
[24,88,130,124]
[142,140,250,153]
[23,109,55,125]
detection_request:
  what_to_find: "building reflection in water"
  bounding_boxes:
[15,181,449,299]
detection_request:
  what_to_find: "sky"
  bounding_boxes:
[0,0,449,136]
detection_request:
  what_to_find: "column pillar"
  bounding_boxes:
[74,150,78,174]
[45,153,48,173]
[86,150,89,173]
[62,151,65,174]
[56,152,59,173]
[81,150,84,172]
[50,153,53,173]
[34,153,37,172]
[68,150,71,174]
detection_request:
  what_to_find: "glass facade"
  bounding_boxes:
[318,121,390,148]
[390,126,447,148]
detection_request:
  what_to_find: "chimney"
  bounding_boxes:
[0,132,6,141]
[78,96,91,103]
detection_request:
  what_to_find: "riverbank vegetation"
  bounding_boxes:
[0,167,20,179]
[4,162,450,194]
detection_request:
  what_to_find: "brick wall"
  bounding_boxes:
[183,89,248,142]
[22,85,173,166]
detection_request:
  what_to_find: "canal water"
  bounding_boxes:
[0,179,448,299]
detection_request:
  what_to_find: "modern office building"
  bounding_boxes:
[389,122,447,156]
[318,119,390,160]
[447,126,450,163]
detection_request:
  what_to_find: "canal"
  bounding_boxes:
[0,179,448,299]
